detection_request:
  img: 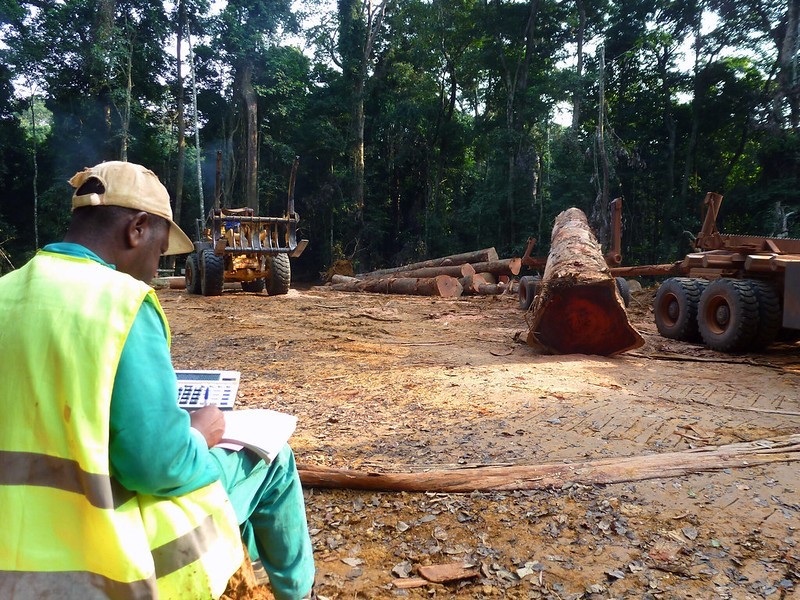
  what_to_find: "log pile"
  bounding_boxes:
[526,208,644,356]
[329,247,521,298]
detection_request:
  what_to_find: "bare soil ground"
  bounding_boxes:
[160,284,800,600]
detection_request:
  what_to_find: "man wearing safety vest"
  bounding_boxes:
[0,161,315,599]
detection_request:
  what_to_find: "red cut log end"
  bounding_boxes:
[435,275,463,297]
[526,280,643,355]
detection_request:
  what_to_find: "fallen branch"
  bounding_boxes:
[297,435,800,492]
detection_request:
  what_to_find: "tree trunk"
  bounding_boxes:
[658,47,677,231]
[458,273,487,294]
[771,0,800,128]
[331,275,463,297]
[120,44,132,161]
[27,97,39,250]
[238,62,258,211]
[188,31,204,216]
[174,0,186,229]
[356,248,499,277]
[526,208,644,356]
[591,45,610,248]
[365,263,475,279]
[571,0,586,130]
[352,79,365,219]
[470,257,522,276]
[297,435,800,493]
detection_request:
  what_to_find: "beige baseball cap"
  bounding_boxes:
[68,161,194,256]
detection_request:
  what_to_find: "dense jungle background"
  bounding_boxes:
[0,0,799,277]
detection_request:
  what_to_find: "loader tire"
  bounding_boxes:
[241,279,265,293]
[748,279,782,350]
[185,254,201,294]
[697,278,759,352]
[654,277,705,342]
[200,249,224,296]
[267,254,291,296]
[518,275,541,310]
[615,277,631,308]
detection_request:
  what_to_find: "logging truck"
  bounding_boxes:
[654,192,800,352]
[184,157,308,296]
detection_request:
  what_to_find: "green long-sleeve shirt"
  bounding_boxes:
[44,243,220,496]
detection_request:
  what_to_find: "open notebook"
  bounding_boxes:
[175,370,296,462]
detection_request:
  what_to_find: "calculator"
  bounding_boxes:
[175,370,241,410]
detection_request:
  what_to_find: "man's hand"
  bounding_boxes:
[190,405,226,448]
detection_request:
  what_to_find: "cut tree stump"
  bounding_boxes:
[330,275,463,297]
[297,435,800,493]
[527,208,644,355]
[356,248,498,278]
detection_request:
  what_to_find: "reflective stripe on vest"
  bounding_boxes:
[0,252,242,598]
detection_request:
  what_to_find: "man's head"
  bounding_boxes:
[65,161,194,281]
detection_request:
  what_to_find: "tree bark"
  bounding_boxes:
[527,208,644,355]
[297,435,800,493]
[571,0,586,130]
[237,62,259,211]
[331,275,463,297]
[470,257,521,276]
[357,248,499,277]
[458,273,487,294]
[173,0,187,230]
[364,263,475,280]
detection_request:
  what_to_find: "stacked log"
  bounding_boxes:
[526,208,644,356]
[329,247,521,298]
[330,274,463,298]
[355,248,498,278]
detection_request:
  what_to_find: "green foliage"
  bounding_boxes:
[0,0,798,276]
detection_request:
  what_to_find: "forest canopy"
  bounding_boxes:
[1,0,799,277]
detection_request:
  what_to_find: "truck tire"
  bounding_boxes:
[267,253,291,296]
[654,277,705,341]
[185,254,201,294]
[200,249,224,296]
[241,279,266,293]
[615,277,631,308]
[748,280,782,349]
[518,275,541,310]
[697,278,759,352]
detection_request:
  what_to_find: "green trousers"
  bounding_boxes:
[210,445,315,600]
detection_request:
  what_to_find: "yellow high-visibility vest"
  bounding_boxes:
[0,251,243,599]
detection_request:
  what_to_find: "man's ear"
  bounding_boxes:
[125,211,150,249]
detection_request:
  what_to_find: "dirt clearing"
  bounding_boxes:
[161,285,800,599]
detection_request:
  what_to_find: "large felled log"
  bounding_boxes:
[356,248,498,278]
[330,275,463,297]
[470,257,522,277]
[365,263,475,279]
[297,435,800,493]
[527,208,644,355]
[458,273,487,294]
